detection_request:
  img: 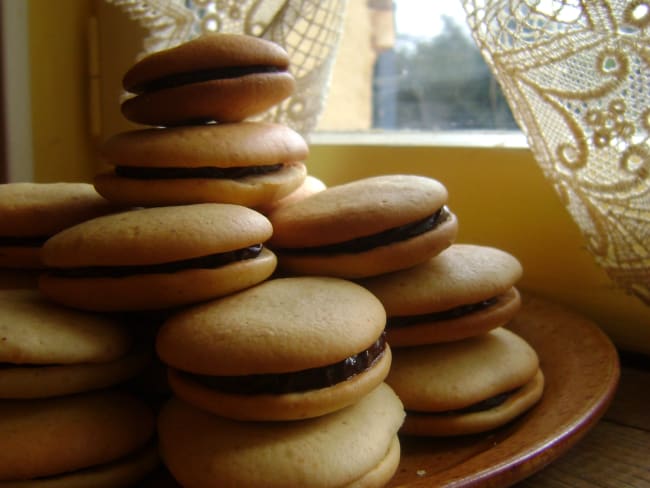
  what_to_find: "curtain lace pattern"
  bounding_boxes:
[105,0,347,135]
[461,0,650,305]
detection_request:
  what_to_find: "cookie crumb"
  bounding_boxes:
[416,469,427,477]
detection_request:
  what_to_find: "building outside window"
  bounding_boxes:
[317,0,518,134]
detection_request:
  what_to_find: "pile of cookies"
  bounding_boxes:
[266,173,544,438]
[360,244,544,437]
[0,185,160,486]
[0,33,545,487]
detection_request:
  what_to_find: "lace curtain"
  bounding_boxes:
[105,0,347,135]
[460,0,650,305]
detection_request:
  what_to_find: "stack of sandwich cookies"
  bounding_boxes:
[358,244,544,437]
[267,174,459,278]
[155,276,405,486]
[0,184,160,485]
[1,33,358,487]
[0,182,121,288]
[156,276,392,421]
[38,203,276,312]
[94,32,311,212]
[108,38,415,482]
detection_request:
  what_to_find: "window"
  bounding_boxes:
[316,0,519,135]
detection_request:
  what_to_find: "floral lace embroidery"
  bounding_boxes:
[462,0,650,304]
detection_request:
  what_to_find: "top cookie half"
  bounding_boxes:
[121,34,295,126]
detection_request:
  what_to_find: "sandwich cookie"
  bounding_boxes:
[0,290,149,399]
[386,327,544,436]
[121,33,295,126]
[0,183,119,269]
[156,276,391,421]
[267,174,458,278]
[359,244,523,346]
[0,390,158,487]
[158,383,405,488]
[95,122,308,207]
[39,204,276,311]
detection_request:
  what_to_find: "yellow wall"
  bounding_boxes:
[28,0,99,182]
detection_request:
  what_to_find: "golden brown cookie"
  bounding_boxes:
[359,244,523,346]
[0,183,120,269]
[121,33,295,126]
[39,204,276,311]
[386,327,544,436]
[0,390,158,486]
[0,289,148,398]
[158,383,404,488]
[95,122,308,207]
[156,276,391,421]
[267,174,458,278]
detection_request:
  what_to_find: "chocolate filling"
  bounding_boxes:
[452,389,516,414]
[0,235,49,247]
[48,244,263,279]
[187,332,387,395]
[114,163,284,180]
[388,297,499,328]
[131,65,286,94]
[409,388,518,417]
[276,206,451,256]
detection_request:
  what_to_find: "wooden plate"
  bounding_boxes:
[387,294,620,488]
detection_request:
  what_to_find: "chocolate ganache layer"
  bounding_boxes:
[408,388,519,417]
[277,206,452,256]
[454,389,516,414]
[48,244,263,279]
[186,332,387,395]
[131,65,287,94]
[115,163,284,180]
[387,297,499,328]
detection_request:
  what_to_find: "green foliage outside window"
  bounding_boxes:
[373,16,518,131]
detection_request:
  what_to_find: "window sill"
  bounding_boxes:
[309,130,528,149]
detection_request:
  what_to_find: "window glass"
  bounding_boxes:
[316,0,519,133]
